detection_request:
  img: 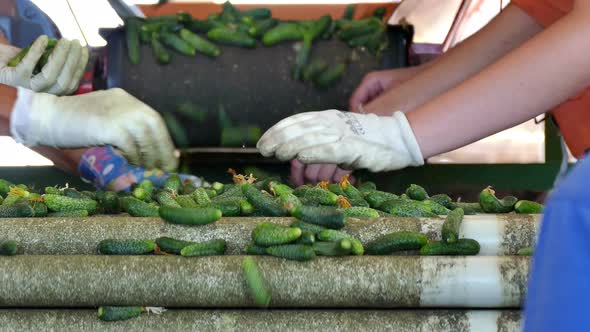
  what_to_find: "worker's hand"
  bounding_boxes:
[349,67,421,112]
[289,160,355,187]
[0,35,89,96]
[258,110,424,172]
[11,87,178,171]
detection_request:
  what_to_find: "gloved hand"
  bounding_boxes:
[290,160,354,187]
[257,110,424,172]
[11,87,178,171]
[0,35,89,95]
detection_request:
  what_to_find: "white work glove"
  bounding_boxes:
[257,110,424,172]
[11,87,179,171]
[0,35,89,95]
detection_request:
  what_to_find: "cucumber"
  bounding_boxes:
[245,244,268,255]
[441,208,464,243]
[420,238,481,256]
[479,187,517,213]
[163,113,190,148]
[357,181,377,193]
[155,191,182,208]
[62,188,84,199]
[243,257,272,307]
[291,205,346,229]
[517,246,533,256]
[125,18,141,64]
[455,202,483,215]
[207,28,257,48]
[95,191,121,214]
[43,194,97,214]
[248,18,277,38]
[278,193,301,212]
[268,181,293,197]
[0,203,31,218]
[265,244,315,261]
[48,210,88,218]
[0,179,13,196]
[295,230,316,245]
[120,197,159,217]
[7,46,31,67]
[175,194,198,208]
[378,199,438,218]
[292,186,338,206]
[98,306,144,321]
[241,8,272,20]
[132,187,150,202]
[429,194,455,210]
[327,183,346,196]
[406,184,429,201]
[151,33,171,64]
[366,232,428,255]
[155,236,195,255]
[313,239,352,256]
[240,200,255,215]
[373,7,386,19]
[179,28,220,57]
[212,182,225,193]
[98,239,156,255]
[205,189,217,198]
[302,59,328,82]
[180,239,226,257]
[159,206,222,225]
[342,4,355,20]
[515,200,544,214]
[164,174,182,194]
[317,229,364,256]
[252,223,302,247]
[313,63,345,89]
[421,200,450,215]
[191,188,211,206]
[161,31,196,56]
[209,199,241,217]
[0,240,18,256]
[341,206,380,218]
[242,183,288,216]
[290,220,327,235]
[262,23,303,46]
[220,125,262,146]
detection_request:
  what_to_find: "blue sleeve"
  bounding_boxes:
[523,155,590,332]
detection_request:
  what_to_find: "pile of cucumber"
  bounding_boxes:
[124,2,390,90]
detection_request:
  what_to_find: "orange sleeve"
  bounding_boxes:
[511,0,573,27]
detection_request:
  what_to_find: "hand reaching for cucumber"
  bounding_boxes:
[0,35,89,96]
[11,87,179,171]
[289,160,354,187]
[257,110,424,172]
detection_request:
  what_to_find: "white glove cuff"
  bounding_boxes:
[392,111,425,166]
[10,87,36,146]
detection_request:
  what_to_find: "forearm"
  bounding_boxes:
[366,5,542,115]
[409,8,590,158]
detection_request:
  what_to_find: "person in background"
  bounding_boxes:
[258,1,590,330]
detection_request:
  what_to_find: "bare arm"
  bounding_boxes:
[410,2,590,158]
[365,5,543,115]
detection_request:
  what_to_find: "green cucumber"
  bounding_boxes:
[373,7,386,19]
[0,203,46,217]
[179,28,220,57]
[120,197,159,217]
[241,8,272,20]
[164,174,182,194]
[191,188,211,206]
[7,46,31,67]
[291,205,346,229]
[240,199,255,215]
[295,230,316,245]
[159,206,222,225]
[207,28,257,48]
[160,31,196,56]
[342,4,355,20]
[378,199,437,218]
[455,202,483,215]
[357,181,377,193]
[327,183,346,196]
[442,208,464,243]
[0,240,18,255]
[96,191,121,214]
[151,33,171,64]
[180,239,226,257]
[290,220,327,234]
[302,59,328,81]
[155,236,195,255]
[252,223,302,246]
[125,18,141,64]
[515,200,544,214]
[341,206,380,218]
[212,182,224,193]
[243,257,272,307]
[98,306,143,321]
[248,18,277,38]
[98,239,156,255]
[265,244,315,261]
[317,229,364,255]
[268,181,293,197]
[175,194,198,208]
[406,184,429,201]
[292,186,338,206]
[43,194,97,214]
[242,183,288,216]
[136,180,153,197]
[429,194,456,210]
[48,210,88,218]
[366,232,428,255]
[313,239,352,256]
[421,200,450,215]
[420,238,481,256]
[279,193,301,212]
[163,113,190,148]
[245,244,268,255]
[209,199,241,217]
[313,63,345,89]
[479,187,517,213]
[262,23,303,46]
[155,191,182,208]
[517,246,533,256]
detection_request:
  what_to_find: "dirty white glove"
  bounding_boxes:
[257,110,424,172]
[0,35,89,95]
[11,87,179,171]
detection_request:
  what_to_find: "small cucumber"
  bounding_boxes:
[455,202,483,215]
[342,4,355,20]
[268,181,293,197]
[252,223,302,247]
[442,208,464,243]
[209,199,241,217]
[295,230,316,245]
[366,232,428,255]
[429,194,456,210]
[98,239,156,255]
[421,200,450,215]
[159,206,222,225]
[420,239,481,256]
[292,186,338,206]
[43,194,97,214]
[48,210,88,218]
[243,257,272,307]
[0,179,13,196]
[212,182,224,193]
[313,239,352,256]
[180,239,226,257]
[290,220,327,235]
[150,34,171,64]
[0,240,18,256]
[240,200,255,215]
[179,28,220,57]
[406,184,429,201]
[313,63,345,89]
[175,194,198,208]
[302,59,328,82]
[379,199,437,218]
[164,174,182,193]
[515,200,544,214]
[262,23,303,46]
[155,191,182,208]
[155,236,195,255]
[120,197,159,217]
[96,191,121,214]
[291,205,345,229]
[341,206,380,218]
[125,18,141,64]
[479,187,517,213]
[517,247,533,256]
[317,229,364,256]
[163,113,190,148]
[160,31,196,56]
[207,28,257,48]
[278,193,301,212]
[248,18,277,38]
[98,306,144,321]
[265,244,315,261]
[241,8,272,20]
[191,188,211,206]
[245,244,268,255]
[242,183,288,216]
[357,181,377,193]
